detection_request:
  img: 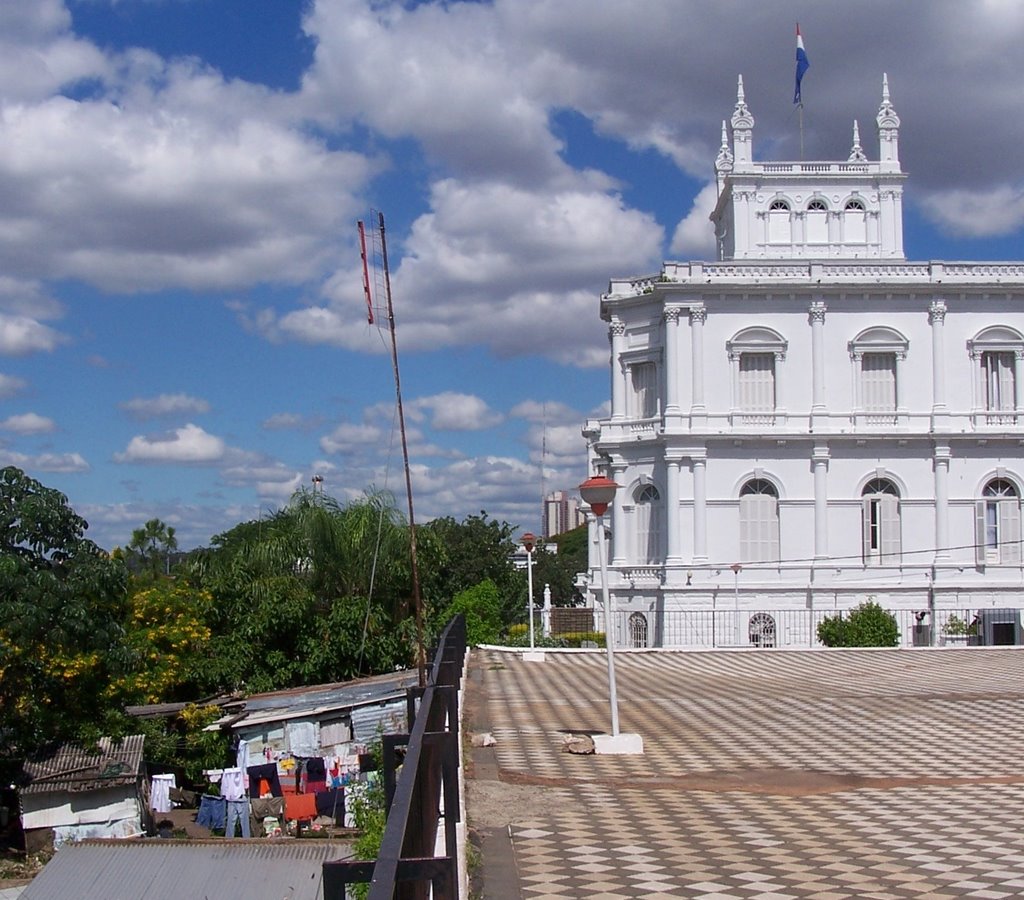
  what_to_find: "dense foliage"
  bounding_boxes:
[0,468,594,773]
[0,466,129,758]
[817,600,900,647]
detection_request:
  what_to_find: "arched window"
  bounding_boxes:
[634,483,662,565]
[628,612,649,649]
[843,197,867,242]
[968,327,1022,424]
[806,198,828,242]
[862,478,901,565]
[849,327,909,424]
[768,199,791,244]
[977,478,1021,565]
[749,613,776,649]
[739,479,779,562]
[727,327,787,424]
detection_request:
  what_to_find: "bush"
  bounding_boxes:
[817,600,899,647]
[437,580,502,646]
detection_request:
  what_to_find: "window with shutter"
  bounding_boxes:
[738,353,776,411]
[739,479,779,563]
[634,483,661,564]
[861,353,896,414]
[861,478,901,565]
[630,362,659,419]
[979,479,1020,565]
[969,327,1023,425]
[982,351,1015,412]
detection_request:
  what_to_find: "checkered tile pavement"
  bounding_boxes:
[470,648,1024,898]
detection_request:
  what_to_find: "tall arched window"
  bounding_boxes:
[843,197,867,242]
[628,612,649,649]
[862,478,901,565]
[806,198,828,243]
[739,479,779,562]
[634,483,662,565]
[977,478,1021,565]
[768,199,791,244]
[968,327,1022,425]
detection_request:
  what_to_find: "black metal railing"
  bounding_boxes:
[323,614,467,899]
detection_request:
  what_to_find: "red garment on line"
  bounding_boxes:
[284,793,317,822]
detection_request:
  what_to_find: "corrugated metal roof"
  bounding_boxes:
[22,736,145,795]
[20,839,354,900]
[220,670,417,732]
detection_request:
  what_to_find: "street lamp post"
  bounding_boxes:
[578,475,621,738]
[522,532,536,651]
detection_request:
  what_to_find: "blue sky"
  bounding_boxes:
[2,1,1024,550]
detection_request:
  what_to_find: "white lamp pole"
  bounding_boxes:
[732,562,742,645]
[579,476,621,737]
[522,532,536,651]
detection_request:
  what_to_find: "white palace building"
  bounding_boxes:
[581,76,1024,650]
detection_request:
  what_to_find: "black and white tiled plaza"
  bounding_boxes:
[469,647,1024,899]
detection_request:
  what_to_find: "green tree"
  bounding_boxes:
[817,600,900,647]
[0,466,129,758]
[127,517,179,578]
[187,487,413,692]
[530,525,589,608]
[435,580,502,646]
[420,512,523,622]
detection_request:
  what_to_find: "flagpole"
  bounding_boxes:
[799,102,804,161]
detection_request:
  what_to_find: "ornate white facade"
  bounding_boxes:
[583,77,1024,649]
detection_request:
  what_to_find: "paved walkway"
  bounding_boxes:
[465,647,1024,899]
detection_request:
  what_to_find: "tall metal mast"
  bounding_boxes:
[359,212,427,687]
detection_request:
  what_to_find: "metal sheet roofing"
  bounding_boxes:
[210,669,418,732]
[21,735,145,795]
[20,839,354,900]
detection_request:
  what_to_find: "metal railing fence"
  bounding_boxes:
[323,614,467,899]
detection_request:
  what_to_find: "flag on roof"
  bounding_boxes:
[794,24,809,105]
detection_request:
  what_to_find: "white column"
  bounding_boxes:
[610,462,627,566]
[929,300,948,413]
[809,301,827,424]
[692,452,708,561]
[611,320,626,420]
[664,306,682,416]
[1015,350,1024,421]
[934,446,951,560]
[895,350,907,420]
[689,306,707,424]
[812,445,829,560]
[665,453,683,565]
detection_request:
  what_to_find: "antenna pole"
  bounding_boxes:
[378,212,427,688]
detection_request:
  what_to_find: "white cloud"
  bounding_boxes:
[917,184,1024,238]
[115,423,226,464]
[670,181,719,260]
[0,412,56,434]
[412,393,503,431]
[509,399,581,424]
[319,422,384,455]
[0,314,63,355]
[120,393,212,419]
[0,448,88,473]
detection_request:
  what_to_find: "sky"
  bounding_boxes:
[3,1,1024,551]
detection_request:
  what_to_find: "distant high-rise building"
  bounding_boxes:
[543,490,584,538]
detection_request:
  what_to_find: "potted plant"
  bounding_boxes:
[941,614,977,646]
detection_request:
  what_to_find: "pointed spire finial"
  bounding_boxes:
[731,74,753,132]
[848,119,867,162]
[715,120,734,173]
[877,72,900,129]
